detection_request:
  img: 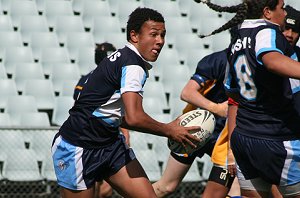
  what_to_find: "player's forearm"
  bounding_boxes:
[181,89,217,113]
[121,112,171,138]
[262,52,300,79]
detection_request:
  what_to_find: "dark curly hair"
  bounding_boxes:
[194,0,279,38]
[126,7,165,41]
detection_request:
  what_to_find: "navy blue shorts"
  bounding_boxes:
[51,133,135,190]
[231,131,300,186]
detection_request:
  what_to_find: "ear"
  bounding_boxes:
[130,30,138,43]
[263,6,272,20]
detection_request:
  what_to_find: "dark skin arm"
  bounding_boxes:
[262,51,300,79]
[227,104,238,176]
[121,92,201,147]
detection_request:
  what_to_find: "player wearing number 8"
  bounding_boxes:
[197,0,300,197]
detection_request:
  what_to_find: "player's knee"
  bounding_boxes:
[163,181,179,195]
[153,181,178,197]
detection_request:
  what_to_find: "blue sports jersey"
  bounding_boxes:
[291,46,300,115]
[225,19,300,140]
[191,49,228,134]
[59,43,151,148]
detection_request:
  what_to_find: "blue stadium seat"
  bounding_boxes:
[76,47,96,75]
[0,113,12,127]
[3,46,35,75]
[8,0,39,28]
[2,148,43,182]
[65,32,95,61]
[20,112,51,127]
[29,32,60,61]
[0,79,18,111]
[51,96,74,126]
[23,79,56,110]
[43,0,74,28]
[53,15,85,44]
[0,15,14,31]
[40,47,71,75]
[50,63,81,93]
[81,0,112,29]
[19,15,50,44]
[13,62,45,92]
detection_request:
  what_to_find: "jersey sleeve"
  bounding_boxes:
[120,65,147,95]
[191,50,227,87]
[255,28,284,64]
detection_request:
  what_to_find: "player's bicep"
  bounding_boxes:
[120,65,147,95]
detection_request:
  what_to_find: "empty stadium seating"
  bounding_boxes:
[0,0,245,196]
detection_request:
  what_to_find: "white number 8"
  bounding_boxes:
[234,55,257,101]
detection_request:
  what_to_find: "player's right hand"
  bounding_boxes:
[167,118,201,148]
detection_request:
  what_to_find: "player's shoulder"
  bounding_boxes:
[115,46,148,69]
[196,49,228,76]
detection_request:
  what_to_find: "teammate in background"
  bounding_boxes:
[73,42,129,198]
[283,5,300,116]
[153,44,240,197]
[268,5,300,198]
[196,0,300,197]
[51,7,200,198]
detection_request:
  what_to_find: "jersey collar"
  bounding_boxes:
[241,19,281,30]
[125,42,153,70]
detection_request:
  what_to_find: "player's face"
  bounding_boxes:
[283,28,300,47]
[269,0,286,29]
[131,20,166,62]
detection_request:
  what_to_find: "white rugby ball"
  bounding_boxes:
[168,109,216,157]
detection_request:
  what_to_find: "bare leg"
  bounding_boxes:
[98,181,113,198]
[60,186,95,198]
[241,189,270,198]
[270,185,282,198]
[202,180,230,198]
[152,155,191,197]
[228,177,241,197]
[107,158,157,198]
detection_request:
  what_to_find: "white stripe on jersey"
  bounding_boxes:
[93,91,122,127]
[121,65,147,94]
[255,28,283,64]
[93,65,147,127]
[290,78,300,94]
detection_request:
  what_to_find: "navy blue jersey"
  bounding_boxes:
[59,43,151,148]
[291,46,300,115]
[191,49,228,135]
[226,19,300,140]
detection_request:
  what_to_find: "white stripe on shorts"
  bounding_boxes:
[52,135,87,190]
[281,140,300,186]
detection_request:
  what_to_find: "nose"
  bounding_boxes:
[157,35,164,44]
[156,35,164,47]
[285,29,293,36]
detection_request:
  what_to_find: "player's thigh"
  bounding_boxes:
[228,177,241,197]
[278,181,300,198]
[202,181,229,198]
[160,154,191,185]
[202,165,235,198]
[237,166,271,198]
[60,186,95,198]
[107,158,156,198]
[99,180,113,197]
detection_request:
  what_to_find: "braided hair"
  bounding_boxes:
[194,0,279,38]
